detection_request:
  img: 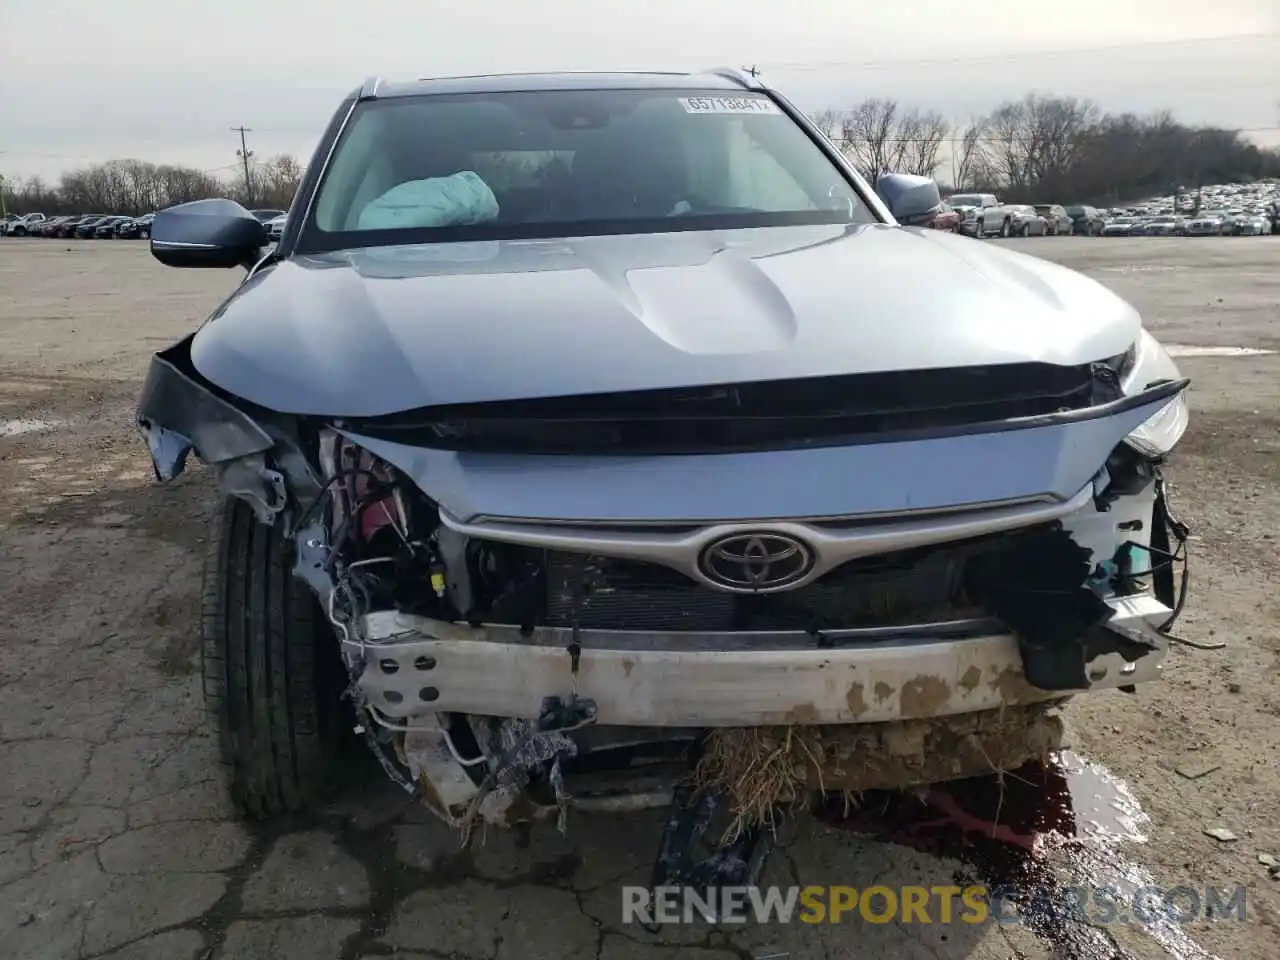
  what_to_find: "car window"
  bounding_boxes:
[304,88,874,250]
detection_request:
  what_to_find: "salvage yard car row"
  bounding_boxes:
[1,207,286,239]
[2,212,156,239]
[947,179,1280,238]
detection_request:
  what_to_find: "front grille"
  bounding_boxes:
[539,540,994,632]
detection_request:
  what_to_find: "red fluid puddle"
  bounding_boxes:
[816,750,1220,960]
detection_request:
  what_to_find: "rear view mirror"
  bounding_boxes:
[876,173,943,227]
[150,199,267,269]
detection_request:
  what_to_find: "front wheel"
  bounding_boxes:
[202,496,356,819]
[11,226,27,237]
[1000,218,1012,238]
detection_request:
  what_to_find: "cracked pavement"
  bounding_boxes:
[2,237,1278,959]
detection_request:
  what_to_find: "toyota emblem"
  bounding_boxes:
[698,533,815,591]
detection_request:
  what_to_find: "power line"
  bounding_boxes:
[757,31,1276,72]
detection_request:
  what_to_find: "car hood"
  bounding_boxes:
[191,223,1142,417]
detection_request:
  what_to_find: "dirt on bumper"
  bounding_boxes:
[351,594,1170,729]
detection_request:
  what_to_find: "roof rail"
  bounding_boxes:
[704,67,763,89]
[358,76,383,100]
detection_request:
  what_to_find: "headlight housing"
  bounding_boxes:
[1126,392,1189,458]
[1118,331,1189,458]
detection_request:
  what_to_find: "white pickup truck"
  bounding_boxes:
[2,213,47,237]
[946,193,1014,238]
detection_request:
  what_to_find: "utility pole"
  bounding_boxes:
[231,126,254,204]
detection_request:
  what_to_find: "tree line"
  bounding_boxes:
[4,92,1279,216]
[813,93,1280,204]
[1,154,304,216]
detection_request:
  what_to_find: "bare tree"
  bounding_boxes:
[896,109,950,177]
[255,154,304,209]
[840,98,909,183]
[950,118,989,190]
[810,109,845,143]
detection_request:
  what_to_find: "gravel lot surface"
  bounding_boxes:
[1,236,1277,959]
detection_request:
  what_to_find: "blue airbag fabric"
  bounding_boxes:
[357,171,500,230]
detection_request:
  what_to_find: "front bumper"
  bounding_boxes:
[351,593,1171,728]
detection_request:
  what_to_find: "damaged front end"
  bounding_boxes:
[137,331,1192,892]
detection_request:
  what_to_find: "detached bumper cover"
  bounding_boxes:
[352,593,1170,728]
[135,335,273,480]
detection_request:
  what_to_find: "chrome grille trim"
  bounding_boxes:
[439,484,1094,594]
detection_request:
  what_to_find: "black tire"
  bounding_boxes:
[140,227,150,239]
[975,218,985,238]
[1000,218,1012,238]
[12,226,27,237]
[202,496,355,820]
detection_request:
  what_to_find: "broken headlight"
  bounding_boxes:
[1125,392,1189,458]
[1118,332,1189,459]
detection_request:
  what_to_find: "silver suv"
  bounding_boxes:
[136,68,1191,884]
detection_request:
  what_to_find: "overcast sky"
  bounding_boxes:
[1,0,1276,181]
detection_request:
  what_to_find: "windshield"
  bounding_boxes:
[948,195,982,206]
[302,88,873,250]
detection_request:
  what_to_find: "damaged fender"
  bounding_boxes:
[135,336,293,525]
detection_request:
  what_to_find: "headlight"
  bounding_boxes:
[1125,392,1189,458]
[1119,331,1189,458]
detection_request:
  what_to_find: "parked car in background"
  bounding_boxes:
[4,212,47,236]
[54,215,92,238]
[1234,214,1270,236]
[266,213,288,241]
[1135,216,1182,237]
[1065,205,1105,236]
[250,208,286,224]
[1101,215,1142,237]
[1221,209,1247,235]
[116,213,156,238]
[947,193,1014,238]
[74,215,113,238]
[1185,212,1228,236]
[925,202,960,232]
[32,216,68,237]
[1008,204,1048,236]
[1033,204,1073,235]
[94,216,130,238]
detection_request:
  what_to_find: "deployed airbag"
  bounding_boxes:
[358,171,500,230]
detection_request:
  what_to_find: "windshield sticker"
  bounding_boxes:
[679,96,781,115]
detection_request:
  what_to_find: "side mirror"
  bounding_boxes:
[875,173,943,227]
[150,198,267,269]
